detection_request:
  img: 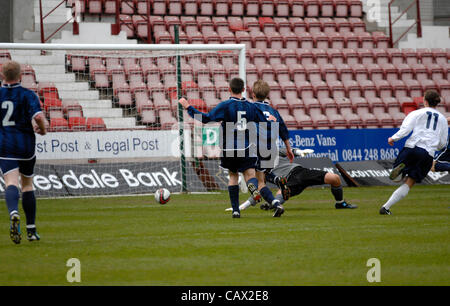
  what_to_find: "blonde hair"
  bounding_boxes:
[252,80,270,101]
[2,60,21,83]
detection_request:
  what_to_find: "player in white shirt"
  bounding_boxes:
[380,91,448,215]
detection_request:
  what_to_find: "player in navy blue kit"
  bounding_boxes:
[250,80,294,216]
[179,78,286,217]
[0,61,48,244]
[381,91,448,215]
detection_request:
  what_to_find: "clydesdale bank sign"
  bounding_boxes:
[0,162,193,197]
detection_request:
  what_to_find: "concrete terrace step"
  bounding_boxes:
[55,82,89,91]
[31,65,67,74]
[10,55,65,65]
[36,73,76,83]
[58,90,99,100]
[103,117,137,129]
[78,100,113,109]
[82,108,124,118]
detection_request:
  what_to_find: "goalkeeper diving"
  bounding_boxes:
[228,148,357,212]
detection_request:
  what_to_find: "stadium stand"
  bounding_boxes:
[3,0,449,130]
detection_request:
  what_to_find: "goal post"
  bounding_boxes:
[0,42,246,198]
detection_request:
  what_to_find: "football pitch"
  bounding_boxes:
[0,185,449,286]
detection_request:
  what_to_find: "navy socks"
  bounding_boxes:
[22,191,36,226]
[228,185,240,213]
[5,185,20,216]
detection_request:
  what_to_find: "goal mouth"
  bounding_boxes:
[0,43,246,197]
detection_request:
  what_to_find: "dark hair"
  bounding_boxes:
[424,90,441,107]
[229,77,245,94]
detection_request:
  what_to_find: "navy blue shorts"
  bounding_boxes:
[436,148,450,162]
[0,157,36,177]
[220,157,258,173]
[393,147,433,183]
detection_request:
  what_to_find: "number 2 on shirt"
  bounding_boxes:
[1,101,15,127]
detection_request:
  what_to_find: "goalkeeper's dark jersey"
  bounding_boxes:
[0,83,42,160]
[269,149,301,179]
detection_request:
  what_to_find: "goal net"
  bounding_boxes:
[0,43,246,198]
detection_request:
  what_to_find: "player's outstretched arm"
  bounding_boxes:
[33,113,48,136]
[284,140,294,163]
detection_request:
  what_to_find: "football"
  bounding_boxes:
[154,188,170,204]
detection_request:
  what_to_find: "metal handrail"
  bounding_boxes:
[39,0,79,43]
[388,0,422,47]
[112,0,152,44]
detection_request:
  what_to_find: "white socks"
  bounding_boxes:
[383,184,410,210]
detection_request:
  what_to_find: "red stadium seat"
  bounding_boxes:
[312,32,330,49]
[432,48,447,65]
[343,32,359,49]
[305,17,321,34]
[327,49,344,65]
[372,31,390,49]
[305,0,320,17]
[368,63,389,84]
[290,17,307,35]
[305,63,322,83]
[351,63,368,82]
[426,63,445,81]
[320,63,338,82]
[230,0,245,16]
[328,32,345,49]
[320,1,335,17]
[291,0,305,17]
[381,63,399,82]
[342,48,358,65]
[329,80,346,98]
[296,49,314,66]
[248,2,263,16]
[68,117,87,131]
[411,63,429,82]
[357,48,374,65]
[276,0,290,17]
[215,0,230,16]
[387,48,404,65]
[104,0,117,14]
[391,79,408,99]
[50,118,69,132]
[396,63,414,82]
[297,81,314,100]
[359,79,377,99]
[86,117,106,131]
[419,79,438,93]
[335,17,351,33]
[404,79,423,98]
[280,49,298,66]
[290,64,307,85]
[312,81,330,100]
[320,17,337,34]
[374,80,393,99]
[200,0,214,15]
[436,79,450,98]
[267,32,284,50]
[274,17,291,34]
[293,109,314,130]
[371,49,389,65]
[335,0,349,17]
[336,63,353,82]
[298,32,314,49]
[343,80,361,99]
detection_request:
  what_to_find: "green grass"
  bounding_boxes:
[0,185,449,286]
